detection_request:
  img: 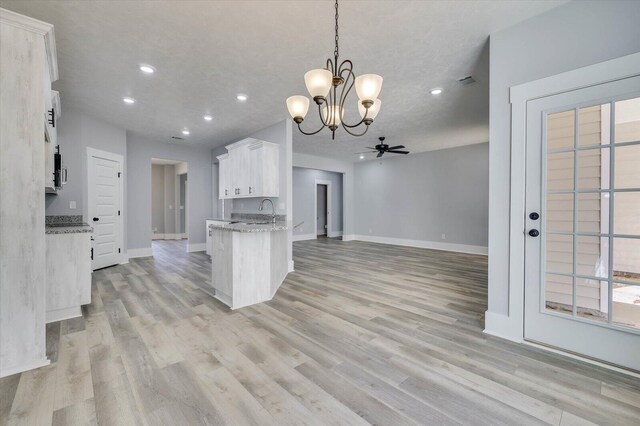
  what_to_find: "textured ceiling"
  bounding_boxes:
[1,0,565,160]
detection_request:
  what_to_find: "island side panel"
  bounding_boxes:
[270,230,289,298]
[232,231,271,309]
[211,228,233,306]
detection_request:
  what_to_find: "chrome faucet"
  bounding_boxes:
[259,198,276,223]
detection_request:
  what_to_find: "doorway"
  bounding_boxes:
[87,147,124,270]
[315,180,332,238]
[524,76,640,371]
[151,158,188,254]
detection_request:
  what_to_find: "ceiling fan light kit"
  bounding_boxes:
[286,0,383,139]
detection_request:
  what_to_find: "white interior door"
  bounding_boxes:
[88,148,123,270]
[524,75,640,371]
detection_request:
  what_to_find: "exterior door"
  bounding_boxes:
[524,75,640,371]
[88,149,123,270]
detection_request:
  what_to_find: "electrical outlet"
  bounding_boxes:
[441,234,446,240]
[69,201,76,209]
[169,204,173,209]
[369,228,372,234]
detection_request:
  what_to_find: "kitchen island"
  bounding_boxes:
[209,221,289,309]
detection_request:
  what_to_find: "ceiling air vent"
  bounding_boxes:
[457,75,476,85]
[171,136,184,140]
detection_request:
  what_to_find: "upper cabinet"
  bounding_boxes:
[217,138,279,199]
[44,90,60,192]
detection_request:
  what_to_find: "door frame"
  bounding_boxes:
[87,147,124,268]
[314,179,332,238]
[484,52,640,344]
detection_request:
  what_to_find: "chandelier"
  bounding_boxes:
[286,0,383,139]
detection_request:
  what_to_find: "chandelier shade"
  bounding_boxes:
[322,105,344,128]
[286,96,310,121]
[286,0,383,139]
[304,69,333,99]
[358,98,381,123]
[354,74,383,103]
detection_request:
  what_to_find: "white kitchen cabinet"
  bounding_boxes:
[218,154,230,198]
[229,142,250,197]
[45,232,91,323]
[0,7,58,377]
[44,90,60,192]
[217,138,279,199]
[206,219,229,256]
[249,140,279,197]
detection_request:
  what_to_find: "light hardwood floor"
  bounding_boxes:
[2,238,640,425]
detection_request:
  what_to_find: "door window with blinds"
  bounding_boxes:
[544,96,640,330]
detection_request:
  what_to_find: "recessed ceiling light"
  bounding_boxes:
[204,115,213,121]
[359,154,365,159]
[139,65,155,74]
[236,94,248,101]
[430,88,443,95]
[123,97,135,104]
[182,129,190,135]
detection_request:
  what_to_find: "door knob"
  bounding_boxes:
[93,217,99,222]
[529,212,540,220]
[528,229,539,237]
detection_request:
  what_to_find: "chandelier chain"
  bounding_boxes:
[334,0,339,60]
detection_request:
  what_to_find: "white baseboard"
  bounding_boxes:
[352,234,488,255]
[293,234,316,242]
[288,260,295,272]
[328,231,343,238]
[46,306,82,323]
[0,357,50,378]
[128,247,153,259]
[188,243,206,252]
[152,233,183,240]
[342,234,356,241]
[181,233,187,239]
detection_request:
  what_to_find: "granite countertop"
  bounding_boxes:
[45,223,93,234]
[209,221,289,233]
[45,215,93,234]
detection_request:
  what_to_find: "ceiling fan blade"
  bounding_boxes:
[388,145,405,150]
[366,147,377,150]
[388,150,409,154]
[377,151,384,158]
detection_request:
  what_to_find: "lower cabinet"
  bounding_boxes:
[45,233,91,323]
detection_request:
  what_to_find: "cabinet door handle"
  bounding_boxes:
[225,189,228,196]
[249,186,252,194]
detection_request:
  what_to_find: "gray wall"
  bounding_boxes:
[488,0,640,315]
[354,143,489,247]
[127,134,212,251]
[293,153,355,239]
[163,165,176,234]
[151,165,165,233]
[292,167,343,237]
[45,108,127,247]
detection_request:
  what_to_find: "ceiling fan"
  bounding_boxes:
[361,137,410,158]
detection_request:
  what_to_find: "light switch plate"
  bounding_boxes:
[69,201,77,209]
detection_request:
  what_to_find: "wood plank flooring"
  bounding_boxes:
[2,238,640,425]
